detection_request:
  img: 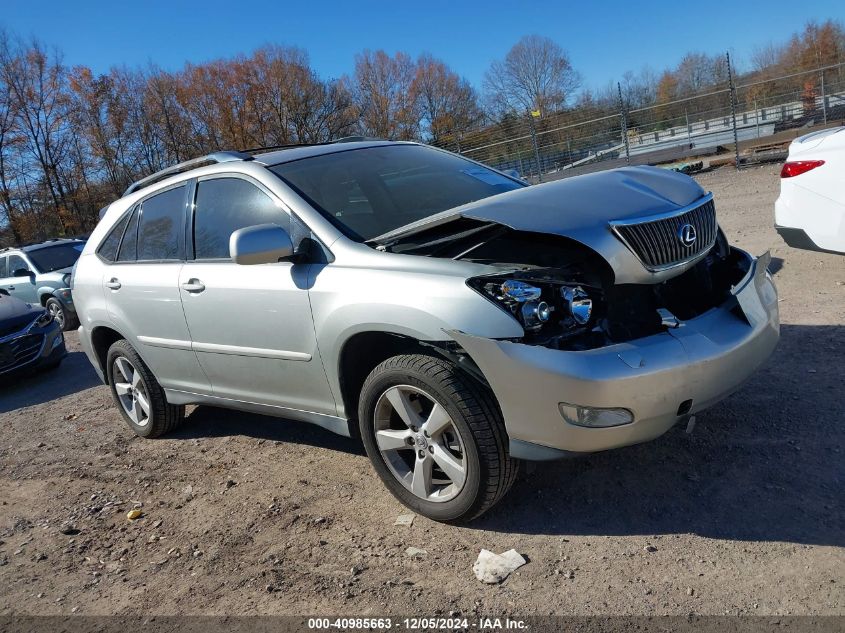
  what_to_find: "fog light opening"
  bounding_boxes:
[558,403,634,428]
[677,399,693,416]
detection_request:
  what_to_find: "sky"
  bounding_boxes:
[3,1,843,92]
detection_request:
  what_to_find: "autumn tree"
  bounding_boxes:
[411,54,481,145]
[353,49,419,139]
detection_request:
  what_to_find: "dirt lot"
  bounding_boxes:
[0,164,842,617]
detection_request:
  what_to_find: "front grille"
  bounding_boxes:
[611,196,717,271]
[0,334,44,373]
[0,314,36,338]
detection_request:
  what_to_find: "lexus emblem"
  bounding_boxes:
[678,223,697,247]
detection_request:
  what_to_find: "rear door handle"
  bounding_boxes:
[181,279,205,293]
[7,286,14,290]
[105,278,121,290]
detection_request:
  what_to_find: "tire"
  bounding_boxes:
[45,298,76,331]
[106,339,184,438]
[358,354,518,523]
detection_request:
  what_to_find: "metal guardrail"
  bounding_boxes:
[434,60,845,179]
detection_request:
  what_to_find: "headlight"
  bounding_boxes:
[33,311,54,329]
[520,300,551,328]
[469,274,601,332]
[562,286,592,324]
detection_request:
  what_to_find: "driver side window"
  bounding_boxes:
[8,255,30,275]
[193,177,289,260]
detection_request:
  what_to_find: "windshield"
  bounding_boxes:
[269,145,524,242]
[26,243,84,273]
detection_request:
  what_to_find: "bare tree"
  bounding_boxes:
[0,30,24,242]
[483,35,580,116]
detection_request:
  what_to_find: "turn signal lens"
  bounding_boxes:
[500,280,541,302]
[780,160,825,178]
[558,403,634,428]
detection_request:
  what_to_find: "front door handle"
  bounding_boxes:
[105,278,121,290]
[181,279,206,293]
[7,286,14,291]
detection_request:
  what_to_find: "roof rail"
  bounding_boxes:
[123,151,253,197]
[239,143,320,154]
[240,137,385,156]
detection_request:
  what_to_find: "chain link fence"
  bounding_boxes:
[435,59,845,181]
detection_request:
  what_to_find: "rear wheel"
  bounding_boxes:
[359,354,518,523]
[106,339,184,438]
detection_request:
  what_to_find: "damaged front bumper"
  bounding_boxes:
[449,249,779,460]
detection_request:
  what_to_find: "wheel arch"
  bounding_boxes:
[38,287,57,306]
[336,330,490,426]
[337,331,429,427]
[90,325,130,384]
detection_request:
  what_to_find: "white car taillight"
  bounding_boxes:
[780,160,825,178]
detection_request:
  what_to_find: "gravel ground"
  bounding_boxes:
[0,164,842,617]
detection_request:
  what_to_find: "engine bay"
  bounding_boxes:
[458,228,753,351]
[379,217,754,351]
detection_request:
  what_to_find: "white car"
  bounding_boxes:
[775,126,844,255]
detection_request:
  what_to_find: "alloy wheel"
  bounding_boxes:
[47,302,64,328]
[112,356,150,427]
[373,385,467,502]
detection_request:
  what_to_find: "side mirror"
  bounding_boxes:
[13,268,32,278]
[229,223,294,265]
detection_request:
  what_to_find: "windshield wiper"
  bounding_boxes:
[379,222,501,254]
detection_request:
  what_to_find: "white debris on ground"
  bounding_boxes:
[404,547,427,559]
[394,513,415,527]
[472,549,527,584]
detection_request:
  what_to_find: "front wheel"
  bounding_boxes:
[45,298,76,331]
[359,354,518,523]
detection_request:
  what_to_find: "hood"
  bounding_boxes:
[39,266,74,281]
[0,294,43,337]
[379,166,707,284]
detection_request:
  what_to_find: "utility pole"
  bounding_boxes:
[528,109,543,182]
[820,72,828,125]
[726,52,741,170]
[618,83,631,164]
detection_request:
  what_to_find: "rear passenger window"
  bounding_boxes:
[138,186,186,261]
[98,211,132,263]
[117,208,139,262]
[193,178,286,260]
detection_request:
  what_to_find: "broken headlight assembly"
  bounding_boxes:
[467,274,601,334]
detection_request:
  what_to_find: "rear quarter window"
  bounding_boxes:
[97,211,132,263]
[117,208,140,262]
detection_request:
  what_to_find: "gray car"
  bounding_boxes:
[0,239,85,330]
[72,140,779,522]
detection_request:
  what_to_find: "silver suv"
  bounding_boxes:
[1,239,85,330]
[73,141,779,522]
